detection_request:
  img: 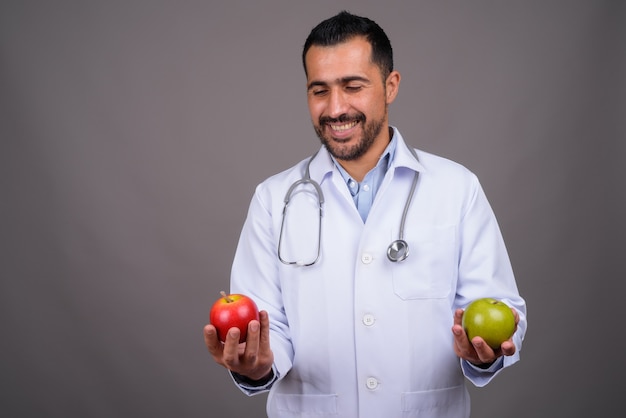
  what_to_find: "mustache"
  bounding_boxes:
[319,113,365,125]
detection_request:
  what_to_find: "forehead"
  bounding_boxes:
[305,37,377,81]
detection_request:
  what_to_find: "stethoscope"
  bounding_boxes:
[278,147,420,266]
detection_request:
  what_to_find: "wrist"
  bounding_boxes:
[471,360,496,369]
[233,368,274,386]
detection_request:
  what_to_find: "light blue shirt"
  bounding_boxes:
[331,132,397,222]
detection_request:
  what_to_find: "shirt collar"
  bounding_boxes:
[307,126,423,184]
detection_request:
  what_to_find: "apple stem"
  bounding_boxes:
[220,291,233,303]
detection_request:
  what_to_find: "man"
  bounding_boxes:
[204,11,527,417]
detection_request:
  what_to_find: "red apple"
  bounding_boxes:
[210,291,259,343]
[462,297,516,349]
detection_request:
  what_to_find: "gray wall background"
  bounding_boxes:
[1,1,624,417]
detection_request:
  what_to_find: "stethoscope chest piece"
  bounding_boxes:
[387,239,409,262]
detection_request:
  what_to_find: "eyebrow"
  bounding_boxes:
[307,75,370,91]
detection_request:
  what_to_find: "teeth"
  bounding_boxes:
[330,121,358,131]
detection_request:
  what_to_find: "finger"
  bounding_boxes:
[451,309,466,351]
[451,324,475,360]
[259,310,271,350]
[247,311,274,380]
[451,309,469,351]
[222,327,242,369]
[203,324,224,357]
[471,337,496,364]
[243,320,261,363]
[501,339,516,356]
[452,324,466,347]
[453,308,464,327]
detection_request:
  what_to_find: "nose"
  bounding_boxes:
[327,88,349,118]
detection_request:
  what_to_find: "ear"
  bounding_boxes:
[385,70,401,104]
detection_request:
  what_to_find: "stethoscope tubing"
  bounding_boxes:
[278,147,419,266]
[278,152,324,266]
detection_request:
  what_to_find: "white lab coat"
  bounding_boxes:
[230,128,527,418]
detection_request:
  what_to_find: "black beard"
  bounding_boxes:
[314,113,385,161]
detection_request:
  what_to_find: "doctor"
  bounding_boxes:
[204,11,527,418]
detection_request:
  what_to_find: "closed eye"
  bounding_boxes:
[312,89,328,96]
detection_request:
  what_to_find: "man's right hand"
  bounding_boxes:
[203,310,274,381]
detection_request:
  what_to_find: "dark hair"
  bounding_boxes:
[302,11,394,79]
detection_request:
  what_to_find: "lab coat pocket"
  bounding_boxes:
[401,384,468,416]
[273,393,338,415]
[391,225,455,300]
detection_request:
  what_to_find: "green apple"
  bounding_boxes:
[462,298,515,349]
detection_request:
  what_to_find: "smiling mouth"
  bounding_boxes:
[328,120,359,133]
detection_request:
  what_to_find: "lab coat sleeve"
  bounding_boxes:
[229,364,279,396]
[454,173,527,387]
[229,182,294,395]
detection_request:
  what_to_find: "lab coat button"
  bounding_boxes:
[366,377,378,390]
[361,253,373,264]
[362,314,375,326]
